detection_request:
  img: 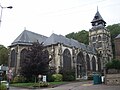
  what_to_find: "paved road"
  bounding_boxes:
[42,81,120,90]
[10,81,120,90]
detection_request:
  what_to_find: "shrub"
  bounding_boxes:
[60,69,75,81]
[39,82,49,87]
[13,75,26,83]
[106,59,120,69]
[33,82,49,87]
[0,84,7,90]
[47,67,56,82]
[47,74,54,82]
[63,75,75,81]
[52,74,63,82]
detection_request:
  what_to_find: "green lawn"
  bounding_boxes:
[10,83,35,88]
[10,81,66,88]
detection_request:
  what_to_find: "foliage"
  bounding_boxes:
[47,67,56,82]
[107,24,120,58]
[66,30,89,45]
[10,83,34,88]
[11,82,66,88]
[20,42,50,82]
[52,74,63,82]
[33,82,49,87]
[13,75,26,83]
[0,45,9,65]
[0,84,7,90]
[106,59,120,70]
[60,69,75,81]
[39,82,49,87]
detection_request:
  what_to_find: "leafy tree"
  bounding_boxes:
[66,30,89,45]
[106,59,120,70]
[107,24,120,58]
[20,42,50,82]
[0,45,9,65]
[65,32,76,39]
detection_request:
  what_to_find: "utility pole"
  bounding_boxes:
[0,4,12,27]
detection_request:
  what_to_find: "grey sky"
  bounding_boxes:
[0,0,120,47]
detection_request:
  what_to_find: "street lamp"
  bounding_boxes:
[0,4,13,27]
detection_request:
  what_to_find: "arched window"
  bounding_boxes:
[92,37,96,42]
[63,49,71,70]
[76,52,86,77]
[98,35,101,41]
[43,50,49,61]
[20,49,27,67]
[97,58,101,72]
[86,54,90,71]
[92,56,96,72]
[10,49,16,67]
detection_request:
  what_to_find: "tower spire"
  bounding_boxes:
[97,6,98,12]
[24,27,26,30]
[91,7,106,26]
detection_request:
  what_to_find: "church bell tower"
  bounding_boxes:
[89,9,113,69]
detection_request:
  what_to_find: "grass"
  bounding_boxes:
[10,83,35,88]
[10,81,66,88]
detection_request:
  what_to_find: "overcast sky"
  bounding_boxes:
[0,0,120,47]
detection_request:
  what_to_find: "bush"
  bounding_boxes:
[106,59,120,69]
[33,82,49,87]
[63,75,75,81]
[47,74,54,82]
[52,74,63,82]
[13,75,26,83]
[0,84,7,90]
[60,69,75,81]
[39,82,49,87]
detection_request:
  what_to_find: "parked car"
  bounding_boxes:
[1,80,9,90]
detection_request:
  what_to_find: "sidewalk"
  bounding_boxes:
[40,81,120,90]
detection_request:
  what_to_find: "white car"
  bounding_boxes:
[1,80,9,90]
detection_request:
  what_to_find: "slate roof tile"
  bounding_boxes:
[11,30,96,54]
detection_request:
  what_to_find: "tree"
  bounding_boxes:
[0,45,9,65]
[107,24,120,58]
[106,59,120,69]
[66,30,89,45]
[20,42,50,82]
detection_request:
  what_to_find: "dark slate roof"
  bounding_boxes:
[91,10,105,23]
[44,33,96,54]
[115,34,120,39]
[12,30,47,45]
[11,30,96,54]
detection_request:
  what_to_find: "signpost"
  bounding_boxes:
[42,75,46,82]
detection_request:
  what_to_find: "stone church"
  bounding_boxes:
[8,10,113,79]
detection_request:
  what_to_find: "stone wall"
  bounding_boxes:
[115,38,120,60]
[105,74,120,85]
